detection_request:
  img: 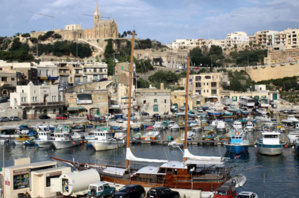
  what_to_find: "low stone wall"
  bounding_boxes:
[228,62,299,81]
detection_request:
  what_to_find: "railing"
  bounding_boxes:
[20,102,64,107]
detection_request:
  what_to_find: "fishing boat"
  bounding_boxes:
[34,131,53,148]
[211,120,228,133]
[225,129,249,154]
[245,121,255,132]
[88,127,126,151]
[232,121,243,130]
[50,132,82,149]
[206,109,222,117]
[256,127,285,155]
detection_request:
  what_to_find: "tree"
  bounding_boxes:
[137,78,149,88]
[104,39,115,58]
[21,33,31,38]
[9,38,23,51]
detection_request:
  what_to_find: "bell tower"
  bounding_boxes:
[94,2,101,28]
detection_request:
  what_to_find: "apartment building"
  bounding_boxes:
[180,72,229,104]
[167,39,206,49]
[224,31,249,48]
[249,30,280,47]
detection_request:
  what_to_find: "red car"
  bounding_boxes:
[56,114,69,120]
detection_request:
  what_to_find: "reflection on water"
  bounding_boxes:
[224,151,250,161]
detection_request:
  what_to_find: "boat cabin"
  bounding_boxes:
[53,133,72,141]
[261,132,280,145]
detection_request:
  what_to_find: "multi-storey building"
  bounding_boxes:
[10,62,63,119]
[180,72,229,104]
[224,31,249,48]
[167,39,206,49]
[249,30,280,47]
[82,62,108,82]
[135,84,171,115]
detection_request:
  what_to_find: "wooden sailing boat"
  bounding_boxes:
[52,31,232,191]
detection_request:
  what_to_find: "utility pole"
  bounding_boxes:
[29,11,55,31]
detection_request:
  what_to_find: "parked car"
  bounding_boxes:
[237,191,258,198]
[152,113,161,119]
[10,116,22,121]
[280,109,291,114]
[87,181,115,198]
[214,182,237,198]
[0,98,8,103]
[141,112,149,116]
[0,117,10,122]
[39,115,50,119]
[147,187,180,198]
[56,114,68,120]
[289,109,297,114]
[114,184,145,198]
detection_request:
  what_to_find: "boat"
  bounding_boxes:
[256,127,286,155]
[206,109,222,117]
[51,32,239,191]
[170,123,180,132]
[212,120,228,133]
[89,127,126,151]
[168,131,195,148]
[0,128,19,144]
[245,121,254,132]
[225,129,249,154]
[141,130,160,142]
[152,121,165,130]
[255,115,271,122]
[34,131,53,148]
[116,118,124,123]
[50,132,82,149]
[256,108,267,115]
[232,121,243,130]
[287,129,299,144]
[281,115,299,125]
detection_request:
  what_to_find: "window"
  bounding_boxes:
[46,175,60,187]
[11,78,15,81]
[195,76,201,81]
[143,100,146,104]
[196,83,201,88]
[212,89,217,94]
[205,75,211,79]
[196,90,201,95]
[197,100,200,105]
[84,68,87,72]
[94,68,97,72]
[154,99,157,103]
[164,99,167,103]
[232,96,238,101]
[13,174,30,190]
[153,105,159,112]
[211,82,217,87]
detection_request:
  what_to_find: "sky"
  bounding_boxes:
[0,0,299,44]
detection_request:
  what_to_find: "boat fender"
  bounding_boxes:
[235,131,239,136]
[84,163,90,169]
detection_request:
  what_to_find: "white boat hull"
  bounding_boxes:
[257,142,284,155]
[90,140,125,151]
[35,140,53,148]
[51,140,81,149]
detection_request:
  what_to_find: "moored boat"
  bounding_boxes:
[225,129,249,154]
[50,132,82,149]
[256,127,285,155]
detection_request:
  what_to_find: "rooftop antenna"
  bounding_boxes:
[29,11,55,31]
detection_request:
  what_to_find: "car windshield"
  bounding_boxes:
[89,186,97,190]
[237,195,250,198]
[149,189,157,194]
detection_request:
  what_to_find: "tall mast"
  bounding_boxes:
[184,58,190,162]
[126,30,135,170]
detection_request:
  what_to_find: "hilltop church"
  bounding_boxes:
[31,3,118,40]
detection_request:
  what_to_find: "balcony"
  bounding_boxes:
[20,101,64,108]
[59,71,70,76]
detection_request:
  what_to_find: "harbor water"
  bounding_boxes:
[0,129,298,198]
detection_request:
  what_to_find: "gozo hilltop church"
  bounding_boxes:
[31,2,118,40]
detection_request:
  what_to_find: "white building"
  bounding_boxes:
[225,31,249,48]
[10,82,64,119]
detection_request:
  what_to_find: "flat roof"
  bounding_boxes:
[32,166,69,175]
[132,166,161,175]
[6,160,56,170]
[160,161,186,169]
